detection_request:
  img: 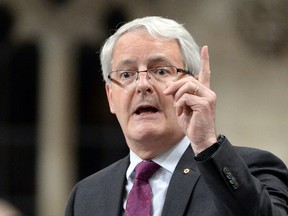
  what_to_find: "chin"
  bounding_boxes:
[131,124,164,140]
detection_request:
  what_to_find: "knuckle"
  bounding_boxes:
[210,91,217,101]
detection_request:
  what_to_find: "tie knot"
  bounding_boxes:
[135,161,160,181]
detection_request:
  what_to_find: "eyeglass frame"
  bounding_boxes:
[107,66,192,86]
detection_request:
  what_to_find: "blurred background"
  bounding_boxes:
[0,0,287,215]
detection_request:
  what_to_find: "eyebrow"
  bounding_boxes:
[113,59,136,69]
[147,56,173,66]
[113,55,174,69]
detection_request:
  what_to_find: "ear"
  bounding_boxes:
[105,83,115,114]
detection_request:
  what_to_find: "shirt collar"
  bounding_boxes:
[126,136,190,181]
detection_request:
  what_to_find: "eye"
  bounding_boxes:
[119,71,135,80]
[154,68,170,76]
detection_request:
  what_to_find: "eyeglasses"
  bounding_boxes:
[108,66,191,86]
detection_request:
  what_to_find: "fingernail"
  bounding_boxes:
[177,107,183,116]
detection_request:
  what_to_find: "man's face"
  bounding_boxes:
[106,30,186,157]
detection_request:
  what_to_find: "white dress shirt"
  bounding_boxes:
[123,136,190,216]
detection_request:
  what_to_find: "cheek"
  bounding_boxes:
[106,84,134,115]
[112,93,132,116]
[167,105,177,121]
[160,94,176,116]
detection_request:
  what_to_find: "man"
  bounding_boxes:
[65,16,288,216]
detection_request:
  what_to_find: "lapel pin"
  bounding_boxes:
[183,168,190,174]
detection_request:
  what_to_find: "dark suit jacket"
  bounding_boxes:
[65,136,288,216]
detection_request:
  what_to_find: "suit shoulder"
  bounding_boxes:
[66,156,129,215]
[77,156,129,187]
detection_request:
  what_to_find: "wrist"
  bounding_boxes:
[193,136,218,155]
[194,134,225,160]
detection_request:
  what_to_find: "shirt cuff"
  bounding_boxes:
[194,134,225,162]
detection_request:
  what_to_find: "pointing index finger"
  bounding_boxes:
[198,46,211,88]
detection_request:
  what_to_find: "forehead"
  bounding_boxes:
[112,30,184,68]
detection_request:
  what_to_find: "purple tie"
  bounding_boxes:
[125,161,160,216]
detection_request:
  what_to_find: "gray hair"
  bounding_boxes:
[100,16,200,82]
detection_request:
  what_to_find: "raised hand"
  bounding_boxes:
[163,46,217,154]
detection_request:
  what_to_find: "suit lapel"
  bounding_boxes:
[161,145,200,216]
[103,156,130,216]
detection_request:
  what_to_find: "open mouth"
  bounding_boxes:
[134,105,159,115]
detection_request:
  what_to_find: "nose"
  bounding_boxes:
[136,71,153,94]
[136,71,150,82]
